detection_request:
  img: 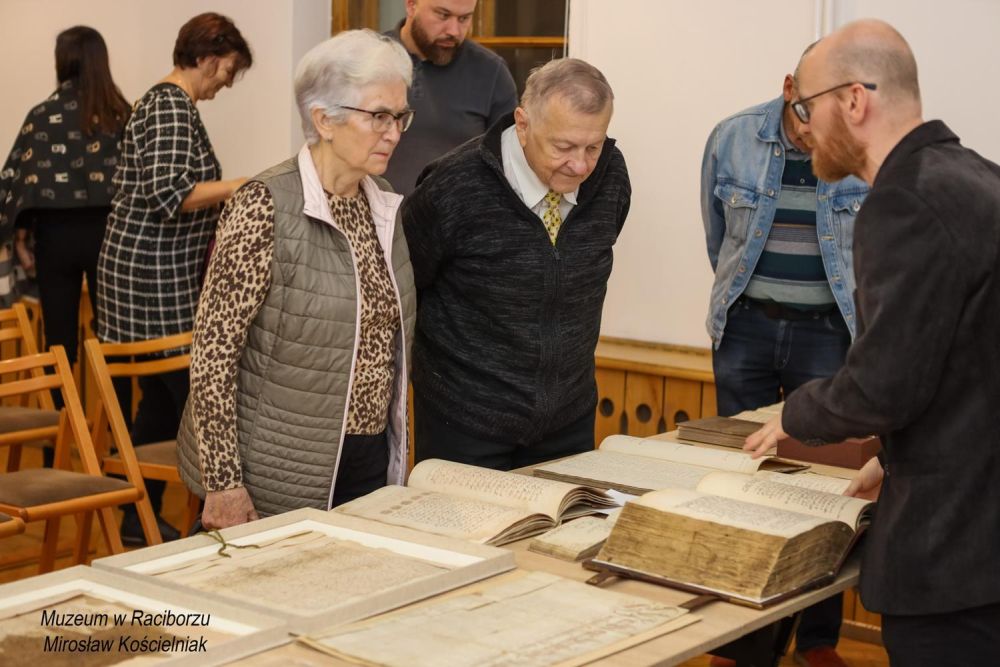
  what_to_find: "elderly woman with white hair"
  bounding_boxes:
[176,29,416,529]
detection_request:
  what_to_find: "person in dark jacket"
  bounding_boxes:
[404,57,630,471]
[745,20,1000,665]
[0,26,128,354]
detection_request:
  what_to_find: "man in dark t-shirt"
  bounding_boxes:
[385,0,517,196]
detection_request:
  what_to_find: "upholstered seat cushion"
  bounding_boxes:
[106,440,177,468]
[0,406,60,433]
[0,468,135,508]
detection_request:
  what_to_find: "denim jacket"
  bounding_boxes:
[701,96,868,348]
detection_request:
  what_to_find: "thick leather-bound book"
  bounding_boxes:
[586,473,871,608]
[677,416,762,448]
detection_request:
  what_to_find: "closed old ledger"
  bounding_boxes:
[677,415,764,448]
[534,434,810,495]
[589,471,871,607]
[336,459,616,545]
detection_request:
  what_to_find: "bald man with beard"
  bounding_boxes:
[745,20,1000,664]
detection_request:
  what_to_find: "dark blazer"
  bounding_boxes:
[783,121,1000,615]
[403,114,631,444]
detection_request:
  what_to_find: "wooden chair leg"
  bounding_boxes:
[183,491,202,537]
[73,512,94,565]
[96,507,125,554]
[5,444,22,472]
[39,517,61,573]
[136,494,163,546]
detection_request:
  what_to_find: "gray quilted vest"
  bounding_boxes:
[177,156,415,516]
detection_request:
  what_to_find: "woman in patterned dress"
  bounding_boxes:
[0,26,128,368]
[176,30,416,529]
[96,12,252,544]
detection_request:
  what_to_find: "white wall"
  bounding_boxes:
[570,0,1000,349]
[831,0,1000,164]
[0,0,330,181]
[569,0,818,348]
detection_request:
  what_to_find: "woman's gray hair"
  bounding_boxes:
[294,29,412,144]
[520,58,613,116]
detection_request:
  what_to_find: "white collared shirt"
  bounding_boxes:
[500,125,577,221]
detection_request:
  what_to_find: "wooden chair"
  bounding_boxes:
[0,303,59,472]
[0,512,25,539]
[84,332,199,543]
[0,346,145,572]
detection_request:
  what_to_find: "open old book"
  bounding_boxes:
[336,459,616,546]
[534,434,810,495]
[586,470,871,607]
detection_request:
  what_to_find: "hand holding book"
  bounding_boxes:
[844,456,884,501]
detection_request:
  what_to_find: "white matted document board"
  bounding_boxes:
[92,508,516,633]
[0,564,284,665]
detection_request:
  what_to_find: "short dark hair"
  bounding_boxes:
[173,12,252,75]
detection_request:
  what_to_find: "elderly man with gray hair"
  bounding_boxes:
[177,29,416,529]
[404,58,631,471]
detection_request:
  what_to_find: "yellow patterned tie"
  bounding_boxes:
[542,190,562,245]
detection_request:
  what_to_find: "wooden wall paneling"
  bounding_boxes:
[623,372,664,437]
[700,381,718,418]
[594,368,625,446]
[662,378,703,432]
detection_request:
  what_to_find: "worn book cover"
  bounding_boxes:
[587,473,871,607]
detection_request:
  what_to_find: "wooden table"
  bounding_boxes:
[507,431,861,666]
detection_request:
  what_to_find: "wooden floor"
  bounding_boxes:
[1,445,890,666]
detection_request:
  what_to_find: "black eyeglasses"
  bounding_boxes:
[791,82,877,123]
[337,105,414,133]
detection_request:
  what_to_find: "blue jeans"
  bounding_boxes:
[713,298,850,651]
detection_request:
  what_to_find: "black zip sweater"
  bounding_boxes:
[403,113,631,444]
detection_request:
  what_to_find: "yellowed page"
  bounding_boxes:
[535,449,715,494]
[696,472,870,528]
[408,459,577,519]
[336,485,537,544]
[754,470,851,495]
[601,435,768,473]
[301,571,694,667]
[149,528,448,614]
[637,489,828,538]
[527,515,617,561]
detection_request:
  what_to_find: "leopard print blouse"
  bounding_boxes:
[190,180,400,491]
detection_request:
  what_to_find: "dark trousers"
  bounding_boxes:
[414,394,595,472]
[31,208,108,440]
[32,207,109,370]
[116,368,189,516]
[331,432,390,508]
[882,601,1000,666]
[713,298,852,651]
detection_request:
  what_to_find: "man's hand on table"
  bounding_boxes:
[743,415,787,459]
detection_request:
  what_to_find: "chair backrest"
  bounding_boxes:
[0,303,53,410]
[0,346,102,472]
[83,333,192,460]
